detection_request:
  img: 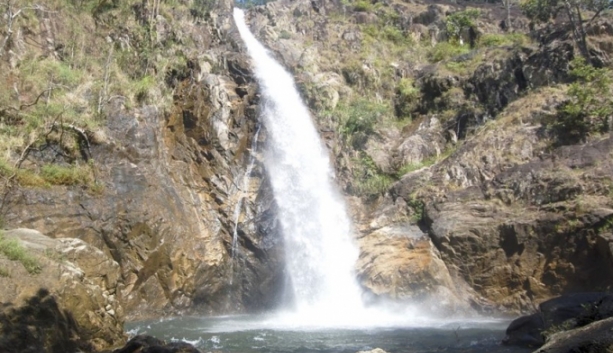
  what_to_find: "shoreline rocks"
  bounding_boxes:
[503,293,613,349]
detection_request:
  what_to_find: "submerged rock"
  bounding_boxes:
[113,335,201,353]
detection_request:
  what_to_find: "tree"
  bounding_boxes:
[502,0,516,31]
[554,57,613,142]
[444,9,480,46]
[520,0,612,63]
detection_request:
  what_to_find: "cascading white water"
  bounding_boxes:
[233,8,366,321]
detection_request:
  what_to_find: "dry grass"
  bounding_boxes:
[0,0,194,190]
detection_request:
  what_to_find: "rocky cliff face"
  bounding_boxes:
[0,0,284,329]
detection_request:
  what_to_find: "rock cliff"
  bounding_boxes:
[0,0,284,330]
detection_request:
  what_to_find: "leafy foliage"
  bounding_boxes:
[553,58,613,142]
[354,0,374,12]
[444,9,480,44]
[40,164,92,186]
[520,0,610,61]
[394,78,421,119]
[352,153,393,197]
[406,197,425,224]
[519,0,560,22]
[520,0,610,22]
[428,42,471,63]
[478,33,529,48]
[336,98,390,149]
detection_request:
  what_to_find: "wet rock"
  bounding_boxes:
[535,317,613,353]
[113,335,201,353]
[356,220,473,313]
[503,313,545,347]
[503,293,613,348]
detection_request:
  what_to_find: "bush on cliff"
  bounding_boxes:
[553,58,613,143]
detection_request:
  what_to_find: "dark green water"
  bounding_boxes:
[125,314,532,353]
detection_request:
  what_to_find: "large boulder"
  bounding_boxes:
[503,293,613,349]
[535,317,613,353]
[356,223,473,314]
[502,313,545,347]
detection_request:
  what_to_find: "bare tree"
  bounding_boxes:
[503,0,514,32]
[521,0,612,63]
[0,0,24,57]
[0,1,49,57]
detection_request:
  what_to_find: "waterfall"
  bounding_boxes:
[233,8,365,320]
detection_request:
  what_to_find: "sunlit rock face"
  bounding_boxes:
[1,0,284,321]
[0,228,124,351]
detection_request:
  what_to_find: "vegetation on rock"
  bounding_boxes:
[551,57,613,143]
[0,231,41,274]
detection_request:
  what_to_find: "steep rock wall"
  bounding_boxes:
[0,0,284,321]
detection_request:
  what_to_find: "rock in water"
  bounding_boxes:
[502,313,545,347]
[113,335,201,353]
[503,293,613,348]
[357,349,389,353]
[534,317,613,353]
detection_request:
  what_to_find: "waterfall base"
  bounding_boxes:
[126,314,531,353]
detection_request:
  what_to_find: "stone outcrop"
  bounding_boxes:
[535,317,613,353]
[504,293,613,350]
[1,0,284,321]
[0,228,124,351]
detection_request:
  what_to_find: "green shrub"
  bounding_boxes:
[0,266,8,277]
[355,173,394,196]
[479,33,529,48]
[553,58,613,143]
[0,232,42,275]
[40,164,92,186]
[352,154,393,197]
[394,78,421,118]
[354,0,373,12]
[445,9,480,44]
[428,42,471,63]
[279,30,292,40]
[407,197,425,223]
[397,158,435,177]
[132,75,156,103]
[337,98,390,148]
